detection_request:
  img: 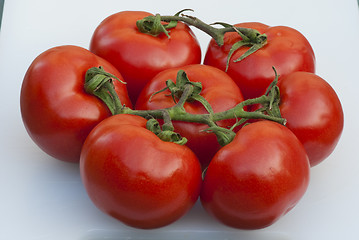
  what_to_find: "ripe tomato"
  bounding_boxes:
[90,11,202,104]
[204,22,315,100]
[20,45,132,163]
[135,64,245,169]
[80,114,202,229]
[200,121,310,229]
[278,72,344,166]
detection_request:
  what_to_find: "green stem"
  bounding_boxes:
[85,67,285,146]
[212,95,283,123]
[176,84,194,109]
[161,15,226,46]
[86,67,286,125]
[161,110,174,132]
[121,96,285,126]
[158,14,262,47]
[84,66,125,115]
[136,10,267,70]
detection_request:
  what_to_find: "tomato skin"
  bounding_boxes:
[20,45,132,163]
[278,72,344,166]
[80,114,202,229]
[204,22,315,100]
[200,121,310,229]
[135,64,245,169]
[90,11,202,104]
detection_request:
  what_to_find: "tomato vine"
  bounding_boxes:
[136,9,268,70]
[85,66,285,146]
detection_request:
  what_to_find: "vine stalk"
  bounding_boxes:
[85,66,285,146]
[136,9,268,67]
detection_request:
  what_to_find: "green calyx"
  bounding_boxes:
[203,125,237,147]
[136,9,191,38]
[136,9,268,71]
[251,67,283,121]
[211,22,267,71]
[146,118,188,145]
[225,31,267,71]
[84,66,126,115]
[150,70,214,114]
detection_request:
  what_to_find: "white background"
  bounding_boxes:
[1,0,358,239]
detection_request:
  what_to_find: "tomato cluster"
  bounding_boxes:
[20,10,343,230]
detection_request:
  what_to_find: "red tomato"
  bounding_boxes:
[20,45,132,163]
[278,72,344,166]
[80,114,202,229]
[135,64,245,169]
[200,121,310,229]
[204,22,315,100]
[90,11,202,104]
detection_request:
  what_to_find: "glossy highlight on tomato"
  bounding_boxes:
[20,45,132,163]
[80,114,202,229]
[90,11,202,104]
[278,71,344,166]
[201,121,310,229]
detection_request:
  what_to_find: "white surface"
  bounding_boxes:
[1,0,358,239]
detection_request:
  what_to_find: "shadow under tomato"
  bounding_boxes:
[80,228,292,240]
